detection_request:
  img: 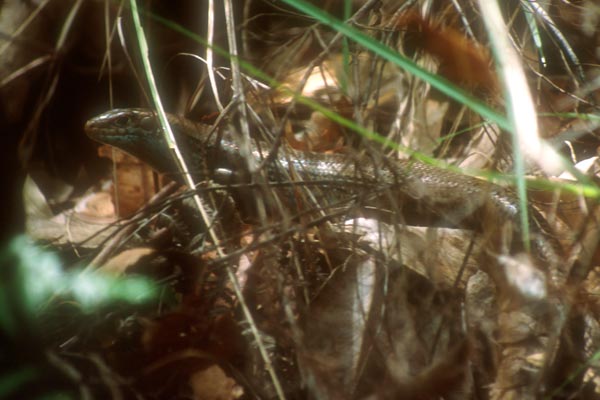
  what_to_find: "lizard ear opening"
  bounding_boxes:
[139,115,158,132]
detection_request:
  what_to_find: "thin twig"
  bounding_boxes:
[128,0,225,258]
[206,0,224,111]
[85,182,179,270]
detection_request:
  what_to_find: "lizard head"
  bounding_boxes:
[85,108,180,174]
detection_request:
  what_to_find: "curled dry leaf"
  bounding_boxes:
[392,11,499,95]
[189,365,243,400]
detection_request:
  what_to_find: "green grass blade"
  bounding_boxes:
[279,0,511,131]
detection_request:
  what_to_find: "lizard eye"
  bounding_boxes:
[114,115,130,127]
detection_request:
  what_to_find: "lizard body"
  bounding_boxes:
[85,108,559,261]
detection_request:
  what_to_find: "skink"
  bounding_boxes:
[85,108,558,261]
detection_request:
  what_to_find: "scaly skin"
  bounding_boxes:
[85,108,558,260]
